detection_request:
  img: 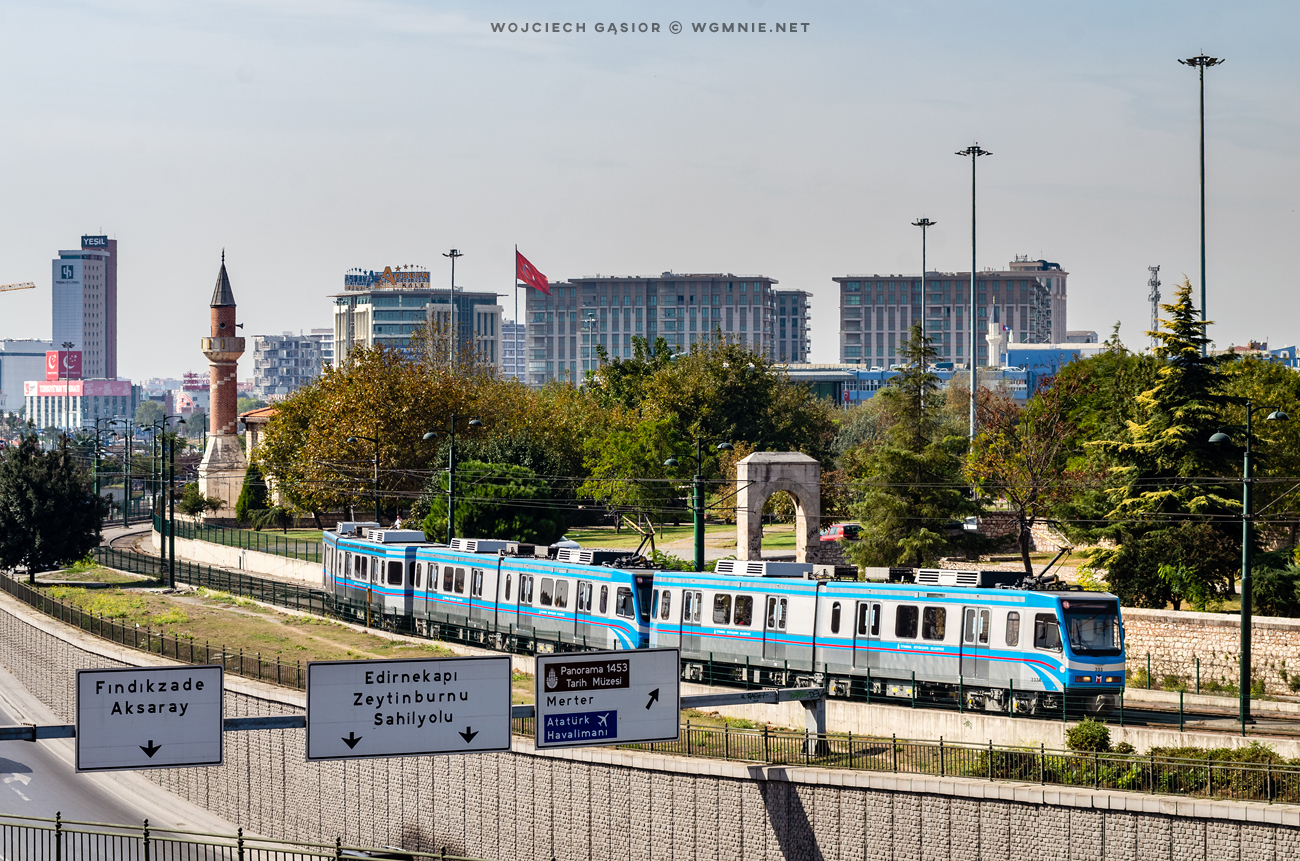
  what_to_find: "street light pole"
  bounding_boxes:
[1211,401,1287,728]
[443,249,464,366]
[955,144,990,441]
[912,218,937,377]
[1179,54,1223,356]
[423,416,483,545]
[345,425,382,524]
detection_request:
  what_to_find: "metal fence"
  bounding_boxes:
[0,813,494,860]
[157,514,321,563]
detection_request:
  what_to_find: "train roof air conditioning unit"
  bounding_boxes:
[336,521,380,536]
[915,568,1020,588]
[715,560,813,578]
[555,548,635,566]
[365,529,428,544]
[450,538,510,554]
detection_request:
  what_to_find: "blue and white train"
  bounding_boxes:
[321,525,1125,715]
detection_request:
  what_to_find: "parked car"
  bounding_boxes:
[819,523,861,543]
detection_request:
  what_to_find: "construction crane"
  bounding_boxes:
[0,282,36,294]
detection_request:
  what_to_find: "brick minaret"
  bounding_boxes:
[197,252,247,515]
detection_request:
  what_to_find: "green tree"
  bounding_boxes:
[966,376,1094,575]
[177,482,225,517]
[0,435,106,582]
[844,322,986,568]
[134,400,164,427]
[579,417,687,522]
[1089,279,1239,599]
[235,462,268,524]
[1097,520,1237,609]
[420,461,566,545]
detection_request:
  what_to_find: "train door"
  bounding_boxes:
[412,560,428,626]
[575,580,595,646]
[961,605,992,683]
[468,568,488,629]
[762,594,788,661]
[680,589,703,653]
[369,554,384,619]
[853,601,881,670]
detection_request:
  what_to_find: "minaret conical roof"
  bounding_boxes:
[210,251,236,307]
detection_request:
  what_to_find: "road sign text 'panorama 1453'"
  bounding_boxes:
[306,655,512,761]
[534,648,679,749]
[76,665,224,772]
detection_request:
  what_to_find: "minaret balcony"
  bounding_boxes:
[201,336,246,362]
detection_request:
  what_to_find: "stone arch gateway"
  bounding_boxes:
[735,452,821,563]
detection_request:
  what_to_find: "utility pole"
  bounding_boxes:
[955,144,991,440]
[1148,266,1162,349]
[912,217,937,379]
[1178,53,1222,355]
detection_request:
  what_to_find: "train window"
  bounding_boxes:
[713,594,732,625]
[895,606,919,639]
[765,597,787,630]
[360,556,370,582]
[520,575,533,605]
[504,574,512,601]
[691,591,702,624]
[471,569,484,598]
[539,578,554,606]
[442,566,454,592]
[1034,613,1062,651]
[615,587,634,619]
[681,591,693,622]
[660,590,671,620]
[651,589,659,617]
[414,563,423,589]
[856,603,869,635]
[871,604,881,636]
[345,553,353,577]
[978,609,990,644]
[734,595,753,627]
[922,607,946,641]
[387,561,403,586]
[600,585,608,614]
[554,580,569,609]
[1005,611,1020,647]
[577,582,592,612]
[830,602,841,634]
[454,568,466,594]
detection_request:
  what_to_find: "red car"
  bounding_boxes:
[819,523,861,542]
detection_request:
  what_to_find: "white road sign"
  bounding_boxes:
[534,648,680,749]
[306,655,512,761]
[75,665,224,772]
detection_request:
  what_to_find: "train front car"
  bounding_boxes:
[1054,594,1125,716]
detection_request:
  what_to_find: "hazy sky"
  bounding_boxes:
[0,0,1296,380]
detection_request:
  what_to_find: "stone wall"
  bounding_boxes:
[1123,607,1300,696]
[2,591,1299,859]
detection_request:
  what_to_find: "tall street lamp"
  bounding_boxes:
[443,249,464,366]
[424,415,483,545]
[912,217,937,376]
[1178,53,1223,356]
[1209,401,1287,728]
[90,418,117,498]
[664,437,734,572]
[346,425,381,524]
[60,340,75,429]
[955,144,990,441]
[151,415,186,585]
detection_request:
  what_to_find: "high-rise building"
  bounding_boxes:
[501,319,526,381]
[251,330,331,400]
[51,235,117,380]
[0,340,54,413]
[773,289,811,362]
[523,272,780,387]
[330,266,501,368]
[835,258,1068,367]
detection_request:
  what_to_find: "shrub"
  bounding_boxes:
[1065,717,1111,752]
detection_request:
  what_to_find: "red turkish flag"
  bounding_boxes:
[516,250,550,295]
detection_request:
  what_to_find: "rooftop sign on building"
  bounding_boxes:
[343,266,431,290]
[45,350,82,381]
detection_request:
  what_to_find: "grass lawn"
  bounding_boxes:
[36,567,152,586]
[565,523,733,549]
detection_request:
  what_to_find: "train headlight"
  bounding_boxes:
[1104,676,1122,684]
[1073,675,1093,683]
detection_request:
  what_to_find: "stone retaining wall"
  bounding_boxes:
[1,590,1299,859]
[1123,607,1300,696]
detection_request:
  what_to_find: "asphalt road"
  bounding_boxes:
[0,661,238,834]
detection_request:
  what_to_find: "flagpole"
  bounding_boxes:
[514,244,520,381]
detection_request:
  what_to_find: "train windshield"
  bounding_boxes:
[1061,600,1122,657]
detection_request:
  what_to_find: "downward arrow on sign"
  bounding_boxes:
[140,740,161,758]
[459,727,478,743]
[342,732,362,749]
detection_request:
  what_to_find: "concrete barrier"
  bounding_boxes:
[151,529,321,585]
